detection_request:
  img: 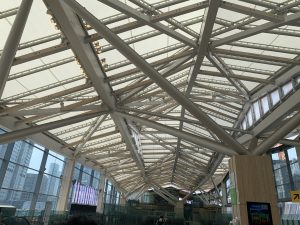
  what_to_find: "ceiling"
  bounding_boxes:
[0,0,300,203]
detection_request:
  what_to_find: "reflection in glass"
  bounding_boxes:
[271,90,280,106]
[253,101,261,121]
[261,95,269,114]
[282,82,293,96]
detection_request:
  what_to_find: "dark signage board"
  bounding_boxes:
[247,202,273,225]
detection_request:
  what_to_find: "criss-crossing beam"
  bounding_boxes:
[43,0,147,190]
[97,0,197,47]
[212,10,300,47]
[172,0,222,183]
[0,0,33,98]
[64,0,248,156]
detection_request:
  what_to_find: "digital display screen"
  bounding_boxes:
[71,181,98,206]
[247,202,273,225]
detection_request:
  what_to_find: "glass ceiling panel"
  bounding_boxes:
[1,0,299,194]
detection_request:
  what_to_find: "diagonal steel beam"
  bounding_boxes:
[0,7,19,19]
[98,0,196,47]
[0,0,33,98]
[74,114,108,155]
[0,109,108,144]
[44,0,150,190]
[65,0,248,155]
[212,10,300,47]
[116,111,237,156]
[220,1,283,22]
[172,0,221,183]
[186,0,221,95]
[253,111,300,155]
[207,52,249,99]
[182,153,224,201]
[238,86,300,145]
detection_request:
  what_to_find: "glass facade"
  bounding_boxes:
[0,129,121,212]
[0,129,65,211]
[104,180,120,205]
[240,75,300,130]
[271,146,300,201]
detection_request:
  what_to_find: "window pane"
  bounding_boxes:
[282,82,293,96]
[0,143,8,158]
[276,184,292,200]
[295,181,300,190]
[23,170,38,192]
[274,166,289,185]
[45,154,64,177]
[261,95,269,114]
[73,167,80,181]
[28,147,44,171]
[81,172,91,185]
[272,151,287,169]
[2,164,37,190]
[42,176,61,196]
[253,101,261,121]
[49,150,64,161]
[287,147,297,161]
[0,189,33,209]
[92,178,99,189]
[75,162,81,169]
[242,119,247,130]
[11,141,38,168]
[83,167,92,175]
[94,170,101,179]
[271,90,280,106]
[290,162,300,185]
[37,194,58,210]
[247,110,253,126]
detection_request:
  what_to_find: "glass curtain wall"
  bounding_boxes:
[104,180,120,205]
[270,145,300,217]
[271,146,300,200]
[0,129,65,211]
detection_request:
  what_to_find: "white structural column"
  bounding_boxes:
[30,149,49,211]
[64,0,248,155]
[96,174,107,213]
[56,158,75,211]
[119,193,126,206]
[0,0,33,98]
[0,142,15,188]
[296,138,300,167]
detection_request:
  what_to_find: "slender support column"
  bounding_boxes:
[174,201,184,218]
[0,142,15,188]
[78,165,84,183]
[0,0,33,98]
[220,181,227,212]
[56,158,75,211]
[119,193,126,206]
[30,149,49,212]
[90,170,95,187]
[96,174,106,213]
[296,138,300,167]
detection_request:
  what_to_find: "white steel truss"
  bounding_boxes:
[0,0,300,196]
